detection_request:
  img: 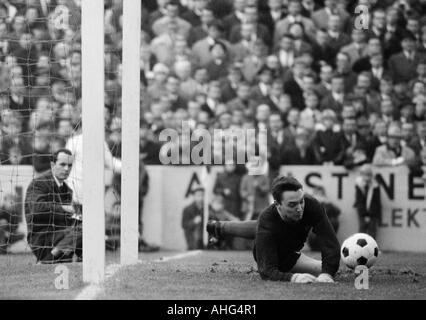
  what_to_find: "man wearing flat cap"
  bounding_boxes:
[373,123,417,168]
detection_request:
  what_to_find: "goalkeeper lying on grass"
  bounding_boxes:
[207,176,340,283]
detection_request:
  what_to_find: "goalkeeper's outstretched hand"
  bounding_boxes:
[316,273,335,283]
[291,273,317,283]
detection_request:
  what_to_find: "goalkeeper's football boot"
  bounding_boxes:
[206,220,222,246]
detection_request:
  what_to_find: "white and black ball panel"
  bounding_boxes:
[341,233,379,269]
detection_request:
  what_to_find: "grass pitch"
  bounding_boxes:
[1,250,425,300]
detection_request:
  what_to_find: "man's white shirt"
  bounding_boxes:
[65,133,122,205]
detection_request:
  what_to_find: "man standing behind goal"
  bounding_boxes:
[207,176,341,283]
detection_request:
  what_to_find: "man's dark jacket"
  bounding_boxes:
[25,170,74,261]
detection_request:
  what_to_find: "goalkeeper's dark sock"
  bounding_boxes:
[221,221,257,239]
[206,220,223,239]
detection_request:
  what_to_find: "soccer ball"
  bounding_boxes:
[341,233,379,269]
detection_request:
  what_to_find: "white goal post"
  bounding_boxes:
[121,0,141,265]
[81,0,141,284]
[82,0,105,284]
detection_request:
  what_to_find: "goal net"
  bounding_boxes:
[0,0,132,282]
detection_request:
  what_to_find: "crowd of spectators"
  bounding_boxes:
[138,0,426,250]
[140,0,426,179]
[0,0,425,176]
[0,0,83,172]
[1,1,426,250]
[0,0,125,174]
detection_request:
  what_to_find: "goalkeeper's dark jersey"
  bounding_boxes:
[253,194,340,282]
